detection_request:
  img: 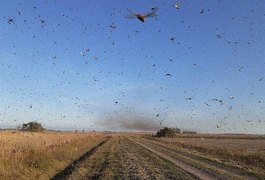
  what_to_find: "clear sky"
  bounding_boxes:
[0,0,265,134]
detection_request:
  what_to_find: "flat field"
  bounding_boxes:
[0,130,107,179]
[0,131,264,179]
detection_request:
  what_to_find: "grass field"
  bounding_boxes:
[0,131,264,179]
[0,130,106,179]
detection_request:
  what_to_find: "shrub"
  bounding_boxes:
[156,127,177,138]
[20,121,45,132]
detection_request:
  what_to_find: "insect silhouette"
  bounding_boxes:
[185,96,194,101]
[125,7,158,22]
[175,2,180,9]
[7,17,15,24]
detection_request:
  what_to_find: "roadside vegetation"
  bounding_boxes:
[0,131,106,179]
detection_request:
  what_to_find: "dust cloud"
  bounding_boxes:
[97,115,161,131]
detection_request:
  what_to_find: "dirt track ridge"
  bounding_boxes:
[131,138,259,180]
[131,138,218,180]
[50,138,109,180]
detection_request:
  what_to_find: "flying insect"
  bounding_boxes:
[125,7,158,22]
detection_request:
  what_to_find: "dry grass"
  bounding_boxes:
[0,130,106,179]
[144,135,265,174]
[170,134,265,140]
[159,137,265,151]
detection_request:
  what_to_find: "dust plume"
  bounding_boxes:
[97,115,161,131]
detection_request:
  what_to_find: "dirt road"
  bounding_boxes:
[52,135,264,180]
[131,137,261,180]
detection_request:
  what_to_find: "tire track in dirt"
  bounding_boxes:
[141,139,262,180]
[118,137,195,179]
[132,138,260,180]
[131,138,218,180]
[50,138,110,180]
[68,136,196,179]
[118,138,158,179]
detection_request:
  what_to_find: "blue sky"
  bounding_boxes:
[0,0,265,133]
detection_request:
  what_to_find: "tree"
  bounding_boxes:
[156,127,176,138]
[20,121,45,132]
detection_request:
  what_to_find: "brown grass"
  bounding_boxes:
[159,137,265,151]
[144,135,265,174]
[0,130,106,179]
